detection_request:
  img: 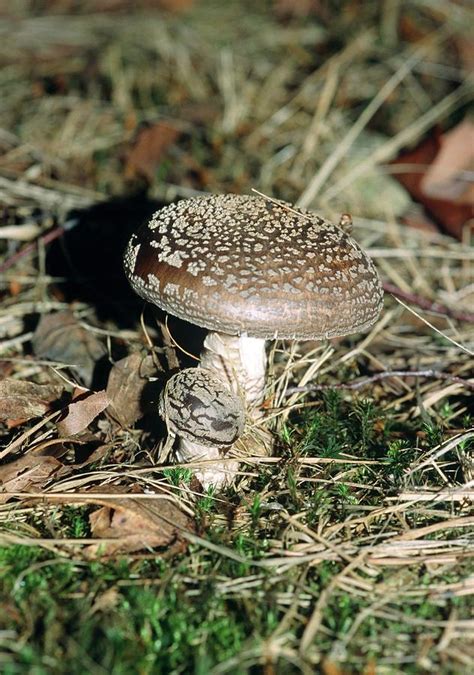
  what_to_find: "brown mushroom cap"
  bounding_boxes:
[124,194,383,340]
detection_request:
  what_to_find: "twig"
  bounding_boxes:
[387,487,474,503]
[383,281,474,323]
[0,225,66,273]
[284,370,474,395]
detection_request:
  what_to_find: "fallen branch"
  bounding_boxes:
[0,224,67,273]
[383,281,474,323]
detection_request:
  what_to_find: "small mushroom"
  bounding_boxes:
[160,367,245,447]
[159,367,245,485]
[159,368,245,485]
[124,194,383,484]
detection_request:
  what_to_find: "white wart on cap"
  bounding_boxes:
[124,194,383,340]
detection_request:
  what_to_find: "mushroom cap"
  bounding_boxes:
[124,194,383,340]
[159,368,245,447]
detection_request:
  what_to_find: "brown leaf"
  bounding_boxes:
[124,122,181,183]
[32,311,107,387]
[0,452,63,504]
[88,494,193,556]
[421,120,474,204]
[47,485,195,556]
[391,129,473,240]
[106,353,157,427]
[0,379,63,424]
[56,390,109,436]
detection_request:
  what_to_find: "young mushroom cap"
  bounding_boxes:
[124,194,383,340]
[159,368,245,448]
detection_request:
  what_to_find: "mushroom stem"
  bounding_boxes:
[159,367,246,489]
[199,332,267,412]
[176,437,240,488]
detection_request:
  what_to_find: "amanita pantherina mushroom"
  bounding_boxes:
[124,194,383,482]
[159,367,245,483]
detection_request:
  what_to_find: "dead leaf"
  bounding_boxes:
[56,390,109,436]
[421,119,474,203]
[42,485,195,556]
[0,379,63,424]
[87,491,194,556]
[106,353,157,427]
[0,452,63,504]
[391,128,473,240]
[32,311,107,387]
[124,122,181,183]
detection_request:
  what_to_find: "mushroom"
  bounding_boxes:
[159,367,245,485]
[124,194,383,482]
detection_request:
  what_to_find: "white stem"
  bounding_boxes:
[176,437,239,489]
[199,332,267,411]
[172,333,269,490]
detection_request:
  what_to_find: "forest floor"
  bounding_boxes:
[0,1,473,673]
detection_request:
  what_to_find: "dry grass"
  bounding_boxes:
[0,1,473,672]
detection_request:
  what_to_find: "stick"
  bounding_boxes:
[383,282,474,323]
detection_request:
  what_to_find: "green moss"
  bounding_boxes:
[0,544,281,674]
[295,391,395,460]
